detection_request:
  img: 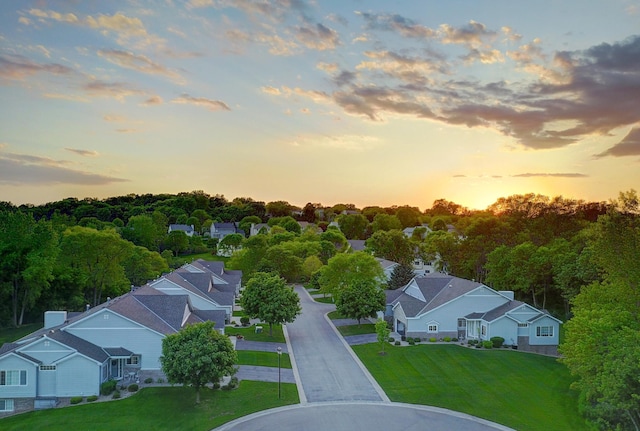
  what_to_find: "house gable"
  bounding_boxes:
[17,336,75,365]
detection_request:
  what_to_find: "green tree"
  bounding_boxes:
[370,213,402,232]
[395,206,421,229]
[121,214,163,251]
[238,215,262,237]
[123,246,169,286]
[319,251,384,298]
[387,263,415,290]
[365,229,415,265]
[160,321,237,404]
[240,272,301,336]
[58,226,131,306]
[228,235,269,280]
[164,230,189,256]
[335,279,385,325]
[0,211,59,326]
[217,233,244,257]
[336,213,369,239]
[375,318,391,355]
[266,201,293,217]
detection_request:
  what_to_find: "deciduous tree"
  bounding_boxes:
[160,321,237,404]
[335,280,385,325]
[319,251,384,298]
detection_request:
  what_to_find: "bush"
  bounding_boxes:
[87,395,98,402]
[240,316,250,326]
[406,337,413,343]
[388,337,395,342]
[490,336,505,348]
[112,391,121,399]
[468,339,478,345]
[222,376,239,391]
[401,335,406,341]
[482,340,493,349]
[443,337,451,342]
[144,377,153,384]
[156,378,164,384]
[100,379,117,396]
[128,383,139,392]
[429,337,437,343]
[213,382,221,390]
[394,341,401,346]
[408,340,415,346]
[452,337,459,342]
[70,396,83,405]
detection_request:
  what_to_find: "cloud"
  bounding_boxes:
[295,23,340,51]
[261,86,281,95]
[141,96,163,106]
[28,8,164,49]
[262,86,330,104]
[0,151,127,186]
[511,173,588,178]
[357,11,436,39]
[0,54,73,80]
[172,94,230,111]
[116,128,138,133]
[439,21,497,49]
[65,148,99,157]
[97,49,183,82]
[18,16,32,26]
[83,80,144,101]
[594,128,640,158]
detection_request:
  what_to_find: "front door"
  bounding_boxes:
[396,320,405,336]
[110,359,123,379]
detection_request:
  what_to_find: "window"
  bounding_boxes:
[126,355,140,366]
[427,324,438,332]
[518,323,528,328]
[457,319,466,328]
[103,314,109,320]
[481,325,486,336]
[0,370,27,386]
[536,326,554,337]
[0,399,15,412]
[44,341,50,347]
[39,365,56,371]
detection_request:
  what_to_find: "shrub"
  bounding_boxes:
[482,340,493,349]
[100,379,117,395]
[112,391,121,399]
[70,396,83,405]
[443,337,451,342]
[213,382,221,390]
[408,340,415,346]
[401,335,406,341]
[87,395,98,402]
[156,378,164,384]
[406,337,413,343]
[240,316,250,326]
[388,337,395,343]
[490,336,505,348]
[429,337,437,343]
[452,337,459,342]
[394,341,401,346]
[222,377,239,391]
[128,383,139,392]
[144,377,153,384]
[468,339,478,345]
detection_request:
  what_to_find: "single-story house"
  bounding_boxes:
[168,224,195,236]
[389,273,561,355]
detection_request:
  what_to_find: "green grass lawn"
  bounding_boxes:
[237,350,292,368]
[353,343,587,431]
[337,323,376,336]
[0,323,42,345]
[313,296,334,304]
[1,383,299,431]
[326,310,346,320]
[232,310,247,317]
[227,324,285,343]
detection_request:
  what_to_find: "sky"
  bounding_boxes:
[1,1,639,211]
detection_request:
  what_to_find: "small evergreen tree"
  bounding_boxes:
[387,263,415,290]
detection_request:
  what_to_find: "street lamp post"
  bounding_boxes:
[276,346,282,399]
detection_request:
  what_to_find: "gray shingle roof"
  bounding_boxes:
[108,291,178,335]
[133,294,189,332]
[48,330,109,363]
[192,310,226,330]
[103,347,134,357]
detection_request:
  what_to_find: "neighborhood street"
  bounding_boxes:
[215,286,514,431]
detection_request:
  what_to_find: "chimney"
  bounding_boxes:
[86,304,90,311]
[44,311,67,329]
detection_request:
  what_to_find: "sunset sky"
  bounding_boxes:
[1,1,639,211]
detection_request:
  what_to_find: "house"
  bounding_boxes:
[0,286,226,416]
[0,260,240,416]
[376,257,399,281]
[210,222,243,240]
[389,273,561,355]
[249,223,270,236]
[402,224,432,240]
[168,224,195,237]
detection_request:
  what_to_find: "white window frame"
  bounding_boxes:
[126,355,140,366]
[536,325,553,337]
[39,365,56,371]
[0,399,15,412]
[0,370,27,386]
[427,324,438,332]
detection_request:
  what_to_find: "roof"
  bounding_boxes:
[392,273,483,317]
[385,289,404,304]
[376,257,398,270]
[212,222,237,231]
[192,310,227,330]
[164,272,234,307]
[169,224,194,232]
[134,294,189,331]
[47,330,109,363]
[107,288,183,334]
[103,347,134,357]
[348,240,366,251]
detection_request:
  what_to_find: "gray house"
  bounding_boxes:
[168,224,195,236]
[390,273,561,355]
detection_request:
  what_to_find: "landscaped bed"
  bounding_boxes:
[353,343,587,431]
[227,324,285,343]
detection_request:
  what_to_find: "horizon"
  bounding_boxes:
[1,1,639,211]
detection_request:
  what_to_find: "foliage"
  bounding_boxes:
[489,336,504,348]
[319,251,385,298]
[375,318,391,354]
[239,272,301,336]
[70,396,83,404]
[335,213,369,239]
[128,384,139,392]
[370,213,402,232]
[335,280,385,325]
[365,229,415,265]
[87,395,98,402]
[164,230,190,256]
[387,263,415,290]
[100,379,117,396]
[217,233,244,256]
[160,321,237,404]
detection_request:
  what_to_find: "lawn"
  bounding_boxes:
[326,310,346,320]
[353,343,587,431]
[337,323,376,336]
[236,350,292,368]
[1,382,299,431]
[313,296,334,304]
[0,323,42,345]
[227,324,285,343]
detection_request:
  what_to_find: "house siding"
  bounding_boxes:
[528,315,560,346]
[38,367,57,397]
[487,316,518,346]
[0,355,37,398]
[19,338,74,365]
[55,355,99,397]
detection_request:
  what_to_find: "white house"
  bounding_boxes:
[389,273,561,355]
[168,224,195,237]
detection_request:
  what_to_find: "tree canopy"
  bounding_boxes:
[160,321,237,404]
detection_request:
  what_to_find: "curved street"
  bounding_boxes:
[215,286,513,431]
